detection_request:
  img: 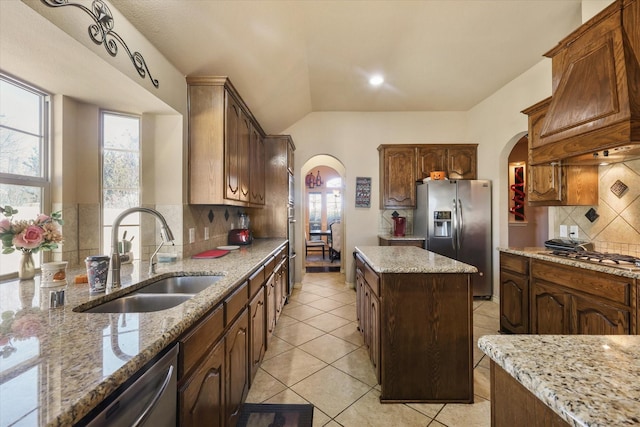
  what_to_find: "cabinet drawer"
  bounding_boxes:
[248,266,265,299]
[225,281,248,325]
[180,305,224,379]
[264,256,276,278]
[531,260,631,306]
[500,253,529,275]
[364,263,380,297]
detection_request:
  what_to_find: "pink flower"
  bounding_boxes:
[13,225,45,250]
[35,214,50,224]
[0,218,10,232]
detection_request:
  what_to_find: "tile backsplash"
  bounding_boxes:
[551,159,640,257]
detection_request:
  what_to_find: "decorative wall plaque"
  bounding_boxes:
[355,177,371,208]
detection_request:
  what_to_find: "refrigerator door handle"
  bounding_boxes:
[457,198,463,250]
[451,198,457,251]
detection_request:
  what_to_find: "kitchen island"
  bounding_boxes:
[0,239,286,426]
[354,245,477,403]
[478,334,640,426]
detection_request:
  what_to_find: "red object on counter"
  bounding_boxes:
[192,249,230,259]
[393,216,406,236]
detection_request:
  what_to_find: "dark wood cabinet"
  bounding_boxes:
[249,288,266,384]
[501,253,636,336]
[491,361,570,427]
[187,76,265,207]
[499,253,530,334]
[378,236,424,247]
[265,274,276,341]
[369,292,380,384]
[379,144,477,209]
[522,98,599,206]
[355,254,380,381]
[225,309,249,427]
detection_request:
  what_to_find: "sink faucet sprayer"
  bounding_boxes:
[110,207,175,289]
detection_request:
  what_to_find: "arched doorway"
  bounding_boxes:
[301,156,345,274]
[507,135,548,247]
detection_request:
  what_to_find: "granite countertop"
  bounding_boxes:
[498,247,640,279]
[377,234,426,241]
[0,238,286,427]
[478,334,640,426]
[355,245,477,274]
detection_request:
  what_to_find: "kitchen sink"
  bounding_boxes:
[76,275,223,313]
[134,275,222,294]
[83,293,194,313]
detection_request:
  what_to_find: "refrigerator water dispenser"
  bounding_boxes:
[433,211,451,237]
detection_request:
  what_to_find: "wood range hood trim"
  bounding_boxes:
[531,0,640,166]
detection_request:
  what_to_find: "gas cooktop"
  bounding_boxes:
[546,250,640,272]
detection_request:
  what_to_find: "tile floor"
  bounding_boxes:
[245,272,501,426]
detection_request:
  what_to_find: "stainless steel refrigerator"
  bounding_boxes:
[414,180,492,298]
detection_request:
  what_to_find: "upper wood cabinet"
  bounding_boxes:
[531,0,640,164]
[187,76,265,206]
[522,98,599,206]
[378,144,477,209]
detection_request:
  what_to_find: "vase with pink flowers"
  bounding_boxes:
[0,205,64,280]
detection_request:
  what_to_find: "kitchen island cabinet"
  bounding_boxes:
[479,334,640,426]
[377,234,425,247]
[355,246,477,403]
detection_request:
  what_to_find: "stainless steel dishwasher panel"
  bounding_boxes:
[85,344,178,427]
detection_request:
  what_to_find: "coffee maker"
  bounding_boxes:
[391,211,406,236]
[228,212,253,245]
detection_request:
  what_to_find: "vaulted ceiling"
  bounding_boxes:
[109,0,583,133]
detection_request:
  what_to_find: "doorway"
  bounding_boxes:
[303,164,343,273]
[507,135,548,247]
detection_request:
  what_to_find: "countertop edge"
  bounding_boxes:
[355,245,478,274]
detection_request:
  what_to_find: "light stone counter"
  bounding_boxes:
[478,334,640,426]
[355,245,477,274]
[377,234,426,241]
[499,247,640,279]
[0,238,286,427]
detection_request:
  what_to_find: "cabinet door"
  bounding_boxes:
[355,269,365,335]
[370,292,381,384]
[500,270,529,334]
[287,138,295,174]
[179,338,225,427]
[238,111,251,203]
[447,146,477,179]
[274,263,285,321]
[528,164,562,204]
[249,128,265,205]
[226,309,249,427]
[249,289,266,384]
[364,285,371,350]
[571,296,630,335]
[265,275,276,341]
[530,281,570,334]
[417,146,446,180]
[225,94,241,201]
[380,146,417,209]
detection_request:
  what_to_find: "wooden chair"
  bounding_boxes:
[305,233,326,259]
[329,222,341,262]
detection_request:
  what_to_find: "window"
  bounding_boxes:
[308,192,322,235]
[101,112,140,258]
[0,75,50,277]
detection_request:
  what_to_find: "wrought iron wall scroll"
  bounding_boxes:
[41,0,159,88]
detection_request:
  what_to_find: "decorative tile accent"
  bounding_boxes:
[610,179,628,197]
[208,209,214,223]
[585,208,599,223]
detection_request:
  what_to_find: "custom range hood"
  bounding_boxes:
[530,0,640,166]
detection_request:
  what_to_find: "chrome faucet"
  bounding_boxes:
[110,207,175,289]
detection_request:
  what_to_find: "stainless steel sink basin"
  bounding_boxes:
[76,275,223,313]
[135,275,222,294]
[84,293,193,313]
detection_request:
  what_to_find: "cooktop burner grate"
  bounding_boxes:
[549,250,640,270]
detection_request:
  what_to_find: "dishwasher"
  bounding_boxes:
[81,344,178,427]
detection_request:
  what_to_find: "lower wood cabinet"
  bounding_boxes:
[355,254,380,382]
[378,236,424,247]
[249,288,266,384]
[500,253,636,335]
[491,361,569,427]
[225,309,249,427]
[265,274,276,341]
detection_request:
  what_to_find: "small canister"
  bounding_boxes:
[41,261,68,288]
[85,256,110,294]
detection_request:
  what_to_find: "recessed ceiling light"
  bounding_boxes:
[369,75,384,86]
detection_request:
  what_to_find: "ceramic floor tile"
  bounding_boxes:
[327,290,357,304]
[263,335,295,361]
[474,301,499,318]
[303,312,352,332]
[288,291,324,305]
[474,365,491,401]
[304,285,345,298]
[306,297,347,312]
[331,347,378,387]
[406,401,445,419]
[329,322,364,346]
[478,355,490,370]
[474,313,500,332]
[283,304,325,321]
[290,365,371,418]
[335,388,433,426]
[434,397,491,427]
[429,420,447,426]
[298,333,359,364]
[273,313,299,329]
[329,304,358,321]
[263,388,311,405]
[274,321,326,346]
[245,368,287,403]
[260,348,327,386]
[311,408,332,427]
